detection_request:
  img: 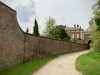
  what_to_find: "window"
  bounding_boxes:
[77,34,79,38]
[72,34,74,38]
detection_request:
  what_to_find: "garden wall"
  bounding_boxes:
[0,1,88,71]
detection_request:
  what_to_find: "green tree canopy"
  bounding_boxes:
[42,16,70,41]
[50,25,70,41]
[42,16,56,37]
[89,0,100,28]
[25,27,29,33]
[49,26,61,39]
[89,0,100,51]
[59,25,70,40]
[94,2,100,32]
[33,18,39,36]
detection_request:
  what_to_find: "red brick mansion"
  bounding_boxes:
[65,24,92,44]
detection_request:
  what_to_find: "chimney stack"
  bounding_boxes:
[77,25,79,27]
[64,25,66,28]
[74,24,76,27]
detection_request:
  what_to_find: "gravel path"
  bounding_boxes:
[32,50,89,75]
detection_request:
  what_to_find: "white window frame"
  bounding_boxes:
[72,34,74,38]
[77,34,79,38]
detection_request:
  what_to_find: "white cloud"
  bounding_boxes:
[0,0,98,34]
[15,0,35,23]
[34,0,98,31]
[0,0,29,9]
[19,15,35,34]
[15,0,36,33]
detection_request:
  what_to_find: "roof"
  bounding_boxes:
[65,27,84,31]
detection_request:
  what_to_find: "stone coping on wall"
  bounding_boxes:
[0,1,16,12]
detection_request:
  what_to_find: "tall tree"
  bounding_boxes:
[89,0,100,30]
[33,18,39,36]
[25,27,29,33]
[58,25,69,40]
[92,0,100,31]
[50,25,70,41]
[89,0,100,51]
[42,16,56,37]
[49,26,61,39]
[60,25,70,40]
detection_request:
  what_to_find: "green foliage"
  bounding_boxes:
[25,27,29,33]
[33,19,39,36]
[95,17,100,31]
[63,37,70,42]
[98,0,100,6]
[49,26,61,39]
[72,39,77,43]
[90,0,100,26]
[50,25,70,41]
[0,55,58,75]
[91,27,100,51]
[89,0,100,51]
[60,26,70,40]
[42,16,70,41]
[42,16,56,37]
[76,51,100,75]
[92,0,100,15]
[95,18,100,25]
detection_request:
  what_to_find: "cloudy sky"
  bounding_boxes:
[0,0,98,34]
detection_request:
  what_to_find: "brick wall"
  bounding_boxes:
[0,1,88,71]
[24,34,88,62]
[0,2,24,71]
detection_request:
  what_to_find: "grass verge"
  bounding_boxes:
[76,51,100,75]
[0,55,58,75]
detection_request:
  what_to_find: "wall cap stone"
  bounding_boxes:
[0,1,16,12]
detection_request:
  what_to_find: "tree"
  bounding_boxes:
[25,27,29,33]
[59,25,70,40]
[33,18,39,36]
[42,16,56,37]
[91,27,100,51]
[95,17,100,31]
[89,0,100,29]
[50,25,70,41]
[92,0,100,31]
[89,0,100,51]
[49,26,61,39]
[42,16,70,41]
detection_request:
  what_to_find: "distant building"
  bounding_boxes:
[65,24,92,44]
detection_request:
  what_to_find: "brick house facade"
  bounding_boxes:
[65,24,91,44]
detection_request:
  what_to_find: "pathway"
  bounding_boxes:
[32,50,89,75]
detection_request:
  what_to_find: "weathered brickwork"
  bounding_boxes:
[0,2,24,71]
[0,2,88,71]
[24,34,88,62]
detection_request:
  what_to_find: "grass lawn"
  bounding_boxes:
[0,55,58,75]
[76,51,100,75]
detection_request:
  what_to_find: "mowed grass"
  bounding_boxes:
[76,51,100,75]
[0,55,58,75]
